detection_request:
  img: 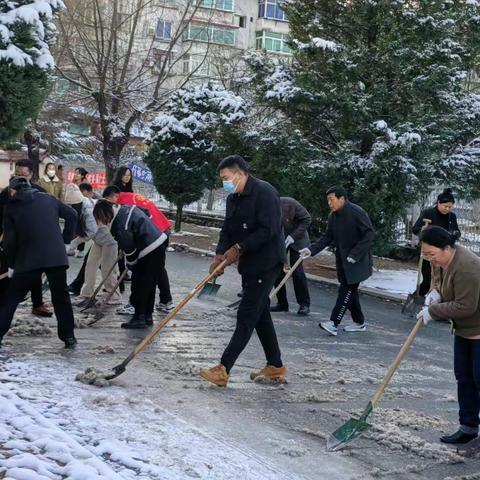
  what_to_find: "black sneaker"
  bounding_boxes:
[297,305,310,316]
[121,315,148,329]
[440,429,478,444]
[145,315,153,326]
[68,285,81,296]
[64,337,77,349]
[270,304,289,313]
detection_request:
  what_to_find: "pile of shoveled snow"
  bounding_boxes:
[0,380,124,479]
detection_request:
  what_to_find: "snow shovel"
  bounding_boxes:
[326,317,423,451]
[79,252,124,311]
[227,255,305,310]
[402,218,432,317]
[104,259,229,380]
[87,268,129,324]
[197,277,221,299]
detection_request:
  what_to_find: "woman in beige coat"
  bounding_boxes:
[38,163,64,200]
[418,226,480,445]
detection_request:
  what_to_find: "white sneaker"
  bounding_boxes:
[343,323,366,332]
[116,303,135,315]
[156,302,175,313]
[319,321,338,336]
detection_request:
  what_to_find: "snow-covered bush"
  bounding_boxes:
[0,0,63,143]
[144,82,246,231]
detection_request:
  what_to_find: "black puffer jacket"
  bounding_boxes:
[3,188,77,273]
[110,205,166,264]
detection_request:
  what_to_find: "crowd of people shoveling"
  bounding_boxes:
[0,155,479,451]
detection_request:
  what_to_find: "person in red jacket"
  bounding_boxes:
[102,185,174,313]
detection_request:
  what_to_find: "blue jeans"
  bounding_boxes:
[454,336,480,434]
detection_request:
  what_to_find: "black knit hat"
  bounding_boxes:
[9,176,30,191]
[437,188,455,204]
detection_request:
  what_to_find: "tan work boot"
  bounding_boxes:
[199,364,229,387]
[250,365,287,383]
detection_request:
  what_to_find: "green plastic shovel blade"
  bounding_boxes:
[326,402,373,451]
[198,279,221,298]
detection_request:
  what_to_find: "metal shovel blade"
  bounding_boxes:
[198,278,221,298]
[326,402,373,452]
[401,293,423,317]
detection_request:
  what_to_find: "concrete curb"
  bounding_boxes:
[170,242,406,304]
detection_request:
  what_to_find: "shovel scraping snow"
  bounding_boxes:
[327,317,423,451]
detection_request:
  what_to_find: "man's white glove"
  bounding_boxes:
[7,268,14,279]
[346,256,357,264]
[285,235,294,249]
[425,289,442,306]
[417,307,433,325]
[299,248,311,259]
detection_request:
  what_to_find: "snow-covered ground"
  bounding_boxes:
[1,252,479,480]
[363,270,417,296]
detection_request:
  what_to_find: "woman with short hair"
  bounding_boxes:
[38,163,63,200]
[418,226,480,445]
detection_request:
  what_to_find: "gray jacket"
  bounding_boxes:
[281,197,311,251]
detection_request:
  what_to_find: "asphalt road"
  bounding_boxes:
[2,250,479,479]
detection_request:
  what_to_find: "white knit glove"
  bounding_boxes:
[7,268,14,279]
[285,235,294,249]
[299,248,311,259]
[417,307,432,325]
[425,289,442,306]
[346,256,357,264]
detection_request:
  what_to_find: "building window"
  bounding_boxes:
[155,20,172,39]
[256,31,290,53]
[184,23,236,46]
[196,0,234,11]
[258,0,287,21]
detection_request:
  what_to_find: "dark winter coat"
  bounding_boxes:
[110,205,166,264]
[216,175,286,276]
[2,188,77,273]
[412,206,461,239]
[281,197,311,251]
[310,201,375,285]
[0,182,45,236]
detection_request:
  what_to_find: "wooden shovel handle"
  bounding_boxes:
[370,318,423,408]
[414,219,432,295]
[269,256,304,300]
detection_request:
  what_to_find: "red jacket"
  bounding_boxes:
[117,192,172,233]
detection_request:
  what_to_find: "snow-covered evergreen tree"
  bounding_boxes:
[0,0,63,143]
[248,0,480,252]
[144,82,246,231]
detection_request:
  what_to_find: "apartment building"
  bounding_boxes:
[144,0,291,82]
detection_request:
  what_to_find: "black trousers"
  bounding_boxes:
[31,272,44,308]
[130,247,163,316]
[69,249,89,292]
[454,336,480,433]
[419,258,431,297]
[330,262,365,326]
[157,238,172,304]
[0,267,75,341]
[221,264,283,373]
[274,248,310,308]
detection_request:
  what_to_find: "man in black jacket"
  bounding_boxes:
[0,160,52,317]
[0,177,78,348]
[300,187,375,337]
[271,197,311,316]
[200,155,287,387]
